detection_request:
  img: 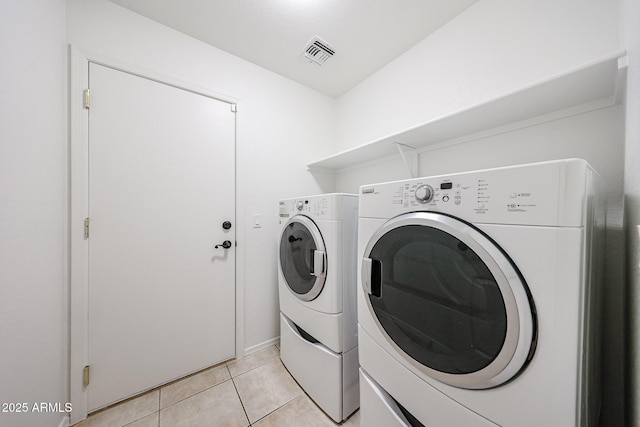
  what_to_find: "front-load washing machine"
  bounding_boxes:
[278,193,359,422]
[357,159,605,426]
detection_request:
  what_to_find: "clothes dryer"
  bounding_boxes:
[357,159,604,426]
[278,193,359,422]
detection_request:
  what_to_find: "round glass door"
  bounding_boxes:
[362,212,536,389]
[280,215,327,301]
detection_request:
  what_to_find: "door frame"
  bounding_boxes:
[68,45,243,424]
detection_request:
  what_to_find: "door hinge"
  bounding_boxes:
[82,365,90,387]
[230,103,237,113]
[83,89,91,109]
[84,218,90,239]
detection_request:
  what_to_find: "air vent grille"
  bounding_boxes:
[302,37,335,66]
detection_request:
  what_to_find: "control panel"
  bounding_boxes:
[358,159,592,226]
[389,178,481,211]
[279,193,357,222]
[280,197,329,218]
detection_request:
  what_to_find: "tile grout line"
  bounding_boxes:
[228,353,281,379]
[248,393,306,426]
[157,376,236,413]
[156,389,160,427]
[89,348,283,427]
[227,347,284,426]
[155,350,279,424]
[237,354,308,426]
[230,360,279,382]
[228,362,252,427]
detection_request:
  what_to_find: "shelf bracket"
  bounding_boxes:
[614,55,628,105]
[395,142,418,178]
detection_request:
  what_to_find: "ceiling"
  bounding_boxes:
[108,0,478,98]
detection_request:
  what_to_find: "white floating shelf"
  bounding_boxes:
[307,51,627,173]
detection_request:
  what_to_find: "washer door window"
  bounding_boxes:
[362,212,536,389]
[280,215,327,301]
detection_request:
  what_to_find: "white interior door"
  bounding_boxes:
[87,63,236,411]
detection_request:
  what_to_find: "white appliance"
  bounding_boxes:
[357,159,605,427]
[278,193,359,422]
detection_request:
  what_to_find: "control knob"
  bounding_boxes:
[415,185,434,203]
[296,201,304,211]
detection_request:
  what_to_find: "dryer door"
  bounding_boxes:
[362,212,536,389]
[280,215,327,301]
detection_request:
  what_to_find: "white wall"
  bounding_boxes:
[623,0,640,424]
[0,1,68,427]
[1,0,631,425]
[335,106,624,195]
[335,0,621,154]
[66,0,336,354]
[330,0,626,425]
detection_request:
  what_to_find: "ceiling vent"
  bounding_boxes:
[301,36,336,66]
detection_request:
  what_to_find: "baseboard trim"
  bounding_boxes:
[244,337,280,355]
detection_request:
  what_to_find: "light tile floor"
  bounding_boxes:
[75,345,360,427]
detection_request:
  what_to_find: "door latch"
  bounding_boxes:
[215,240,232,249]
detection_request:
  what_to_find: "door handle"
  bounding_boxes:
[362,257,381,297]
[362,258,372,295]
[215,240,232,249]
[310,250,325,277]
